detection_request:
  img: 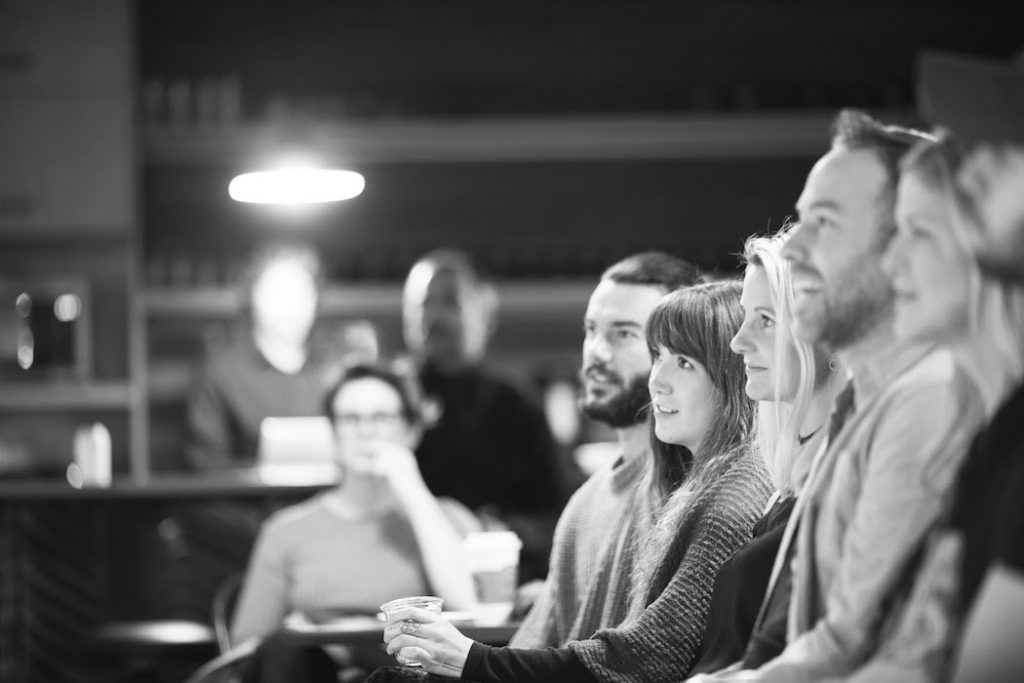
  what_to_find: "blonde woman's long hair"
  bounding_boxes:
[900,133,1024,405]
[742,229,843,494]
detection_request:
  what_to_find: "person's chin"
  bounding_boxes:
[745,384,771,402]
[895,313,944,345]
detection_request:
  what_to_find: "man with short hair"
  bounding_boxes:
[401,248,564,581]
[720,110,987,682]
[511,251,703,648]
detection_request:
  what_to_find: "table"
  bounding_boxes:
[185,618,521,683]
[280,616,522,647]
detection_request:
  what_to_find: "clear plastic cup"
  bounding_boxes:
[380,595,444,667]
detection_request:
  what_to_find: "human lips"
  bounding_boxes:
[583,366,621,386]
[652,401,678,415]
[891,282,917,302]
[791,266,824,296]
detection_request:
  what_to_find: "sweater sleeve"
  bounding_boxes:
[231,520,291,644]
[568,468,769,683]
[462,642,593,683]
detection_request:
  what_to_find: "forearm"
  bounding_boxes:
[231,569,288,644]
[398,484,477,611]
[463,642,593,683]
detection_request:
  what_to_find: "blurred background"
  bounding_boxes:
[1,1,1020,680]
[3,0,1019,479]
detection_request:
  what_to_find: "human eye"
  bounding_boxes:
[614,328,639,341]
[583,321,596,337]
[676,355,694,370]
[760,314,776,329]
[813,214,834,230]
[649,346,661,361]
[908,222,934,241]
[337,413,361,428]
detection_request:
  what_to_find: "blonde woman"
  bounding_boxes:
[687,229,844,675]
[835,134,1024,682]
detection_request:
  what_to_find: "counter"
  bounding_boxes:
[0,471,332,682]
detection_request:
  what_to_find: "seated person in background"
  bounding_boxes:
[688,229,844,675]
[379,281,772,682]
[402,248,566,581]
[512,252,704,649]
[185,243,349,470]
[230,361,477,645]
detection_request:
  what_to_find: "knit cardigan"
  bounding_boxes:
[464,451,771,683]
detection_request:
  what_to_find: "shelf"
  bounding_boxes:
[0,381,133,411]
[141,112,858,166]
[142,280,594,318]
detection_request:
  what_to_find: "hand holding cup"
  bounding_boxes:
[381,600,473,678]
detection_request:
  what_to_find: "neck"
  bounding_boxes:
[254,328,308,374]
[953,334,1021,417]
[800,381,835,437]
[332,469,389,518]
[835,317,895,380]
[615,420,651,465]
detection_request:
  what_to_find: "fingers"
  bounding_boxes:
[384,606,441,625]
[385,633,422,655]
[383,619,426,640]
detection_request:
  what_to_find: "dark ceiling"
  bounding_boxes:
[138,0,1020,119]
[136,1,1021,281]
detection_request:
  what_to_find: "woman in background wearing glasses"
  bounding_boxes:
[232,361,477,646]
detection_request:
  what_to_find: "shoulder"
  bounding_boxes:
[195,341,260,380]
[560,464,618,515]
[876,349,985,435]
[260,494,332,540]
[886,348,979,406]
[473,364,544,404]
[701,452,773,518]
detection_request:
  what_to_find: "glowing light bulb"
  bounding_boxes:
[228,169,365,204]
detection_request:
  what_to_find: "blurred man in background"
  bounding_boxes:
[401,248,564,581]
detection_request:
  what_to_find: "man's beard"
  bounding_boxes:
[579,369,650,428]
[821,250,895,351]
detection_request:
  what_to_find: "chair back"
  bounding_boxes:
[212,573,243,653]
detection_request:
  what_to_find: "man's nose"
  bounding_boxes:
[585,334,613,363]
[781,223,809,263]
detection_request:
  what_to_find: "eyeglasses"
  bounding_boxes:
[333,411,406,429]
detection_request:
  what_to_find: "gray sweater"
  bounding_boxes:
[511,449,655,648]
[569,451,772,682]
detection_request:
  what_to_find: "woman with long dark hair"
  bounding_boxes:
[379,280,772,682]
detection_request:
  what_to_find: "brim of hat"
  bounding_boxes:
[917,50,1024,147]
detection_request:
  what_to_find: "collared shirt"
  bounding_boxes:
[754,342,985,683]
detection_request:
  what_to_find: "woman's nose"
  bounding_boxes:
[881,231,907,281]
[648,361,670,394]
[730,324,752,355]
